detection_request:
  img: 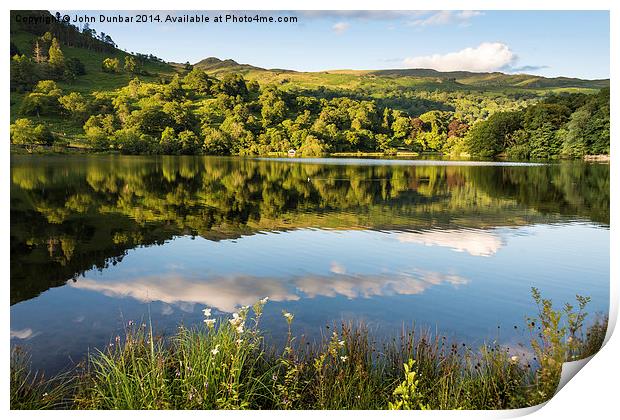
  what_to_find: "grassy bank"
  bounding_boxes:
[10,289,608,410]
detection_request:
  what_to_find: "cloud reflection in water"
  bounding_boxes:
[69,269,468,313]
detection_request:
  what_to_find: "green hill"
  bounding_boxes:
[193,56,608,93]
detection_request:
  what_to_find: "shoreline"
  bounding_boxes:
[9,146,610,163]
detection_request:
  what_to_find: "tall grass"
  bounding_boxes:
[11,290,608,410]
[10,348,73,409]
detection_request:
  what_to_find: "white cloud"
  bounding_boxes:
[332,22,350,34]
[330,261,346,274]
[396,229,504,257]
[458,11,483,20]
[11,328,39,340]
[404,42,516,72]
[69,269,468,312]
[410,10,483,27]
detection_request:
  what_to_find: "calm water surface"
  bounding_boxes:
[10,156,609,373]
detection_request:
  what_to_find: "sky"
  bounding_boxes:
[55,10,610,79]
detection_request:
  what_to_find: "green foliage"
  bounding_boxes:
[65,57,86,77]
[19,80,63,117]
[388,360,429,410]
[11,54,39,91]
[298,135,328,156]
[525,288,597,405]
[124,56,141,74]
[102,57,121,73]
[202,127,232,155]
[465,111,523,157]
[10,118,55,147]
[183,68,213,95]
[83,114,116,148]
[214,73,249,97]
[460,90,609,159]
[59,92,92,122]
[47,38,65,76]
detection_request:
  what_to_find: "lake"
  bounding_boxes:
[10,155,610,374]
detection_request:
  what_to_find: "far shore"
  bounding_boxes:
[9,145,610,163]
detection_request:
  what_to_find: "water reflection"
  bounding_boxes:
[10,156,609,373]
[11,156,609,304]
[395,229,504,257]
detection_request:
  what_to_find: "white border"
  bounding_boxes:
[2,1,617,419]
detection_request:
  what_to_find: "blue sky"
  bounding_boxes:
[57,10,609,79]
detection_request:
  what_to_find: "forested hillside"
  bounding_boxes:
[10,11,610,159]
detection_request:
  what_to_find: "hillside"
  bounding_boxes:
[193,56,609,93]
[9,11,610,160]
[10,11,175,94]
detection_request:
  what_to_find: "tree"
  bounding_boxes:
[163,75,185,101]
[183,68,212,95]
[10,118,54,149]
[465,111,523,157]
[160,127,178,154]
[298,135,327,156]
[10,55,39,91]
[259,86,287,127]
[102,57,121,73]
[84,114,116,148]
[124,56,140,74]
[33,40,46,63]
[65,57,86,76]
[213,73,248,98]
[128,104,169,136]
[20,80,62,117]
[59,92,92,122]
[202,127,231,155]
[111,128,158,154]
[48,38,65,75]
[162,101,198,133]
[177,130,201,154]
[391,112,412,141]
[447,119,469,139]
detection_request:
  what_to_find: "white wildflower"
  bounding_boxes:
[211,345,220,356]
[260,296,269,305]
[510,355,519,364]
[340,356,348,362]
[229,312,245,333]
[202,308,212,318]
[204,319,216,329]
[338,340,345,347]
[282,311,294,324]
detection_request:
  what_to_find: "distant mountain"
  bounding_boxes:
[193,56,609,90]
[194,56,294,75]
[369,69,609,89]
